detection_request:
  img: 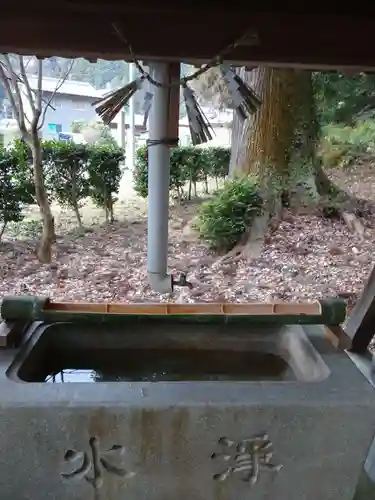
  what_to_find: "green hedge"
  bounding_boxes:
[0,140,125,233]
[133,145,230,199]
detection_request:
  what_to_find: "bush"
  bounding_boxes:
[205,147,231,184]
[0,145,35,240]
[133,145,229,199]
[195,177,263,251]
[44,140,90,227]
[87,144,125,222]
[133,146,149,198]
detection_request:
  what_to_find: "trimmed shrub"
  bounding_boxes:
[44,140,90,227]
[194,177,263,251]
[0,145,35,240]
[87,144,125,223]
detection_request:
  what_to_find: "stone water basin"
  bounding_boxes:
[9,321,330,383]
[0,318,374,500]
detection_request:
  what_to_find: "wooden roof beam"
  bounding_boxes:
[1,13,375,70]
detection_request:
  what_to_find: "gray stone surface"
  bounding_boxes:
[0,324,374,499]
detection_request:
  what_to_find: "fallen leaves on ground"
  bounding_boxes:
[0,166,373,310]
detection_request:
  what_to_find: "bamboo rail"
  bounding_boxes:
[43,300,322,316]
[0,296,350,350]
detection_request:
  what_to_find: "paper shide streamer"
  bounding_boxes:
[182,84,214,146]
[220,64,262,121]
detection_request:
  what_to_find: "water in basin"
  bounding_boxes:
[43,349,289,383]
[8,320,330,383]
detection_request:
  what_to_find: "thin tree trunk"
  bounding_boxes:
[0,221,7,242]
[108,198,115,223]
[103,186,109,223]
[71,176,83,228]
[188,175,192,200]
[29,135,55,263]
[73,203,83,228]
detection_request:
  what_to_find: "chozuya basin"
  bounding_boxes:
[0,295,374,500]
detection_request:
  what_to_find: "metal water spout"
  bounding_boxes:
[146,62,192,294]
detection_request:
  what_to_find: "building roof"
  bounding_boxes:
[26,75,102,99]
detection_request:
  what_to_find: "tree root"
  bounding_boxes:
[341,211,366,241]
[318,186,367,241]
[220,213,270,264]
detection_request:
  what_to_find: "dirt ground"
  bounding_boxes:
[0,166,374,308]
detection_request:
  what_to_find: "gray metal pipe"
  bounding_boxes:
[147,62,173,293]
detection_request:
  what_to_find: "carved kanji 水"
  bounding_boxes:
[61,436,135,490]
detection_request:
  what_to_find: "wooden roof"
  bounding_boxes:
[1,5,375,69]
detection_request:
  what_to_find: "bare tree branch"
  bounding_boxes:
[0,56,27,134]
[19,55,36,114]
[38,59,75,130]
[4,55,24,110]
[3,54,27,132]
[0,55,75,138]
[0,59,22,84]
[23,56,33,73]
[18,87,56,120]
[36,58,42,112]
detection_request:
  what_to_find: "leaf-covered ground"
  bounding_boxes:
[0,166,374,311]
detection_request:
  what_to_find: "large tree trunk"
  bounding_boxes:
[223,67,293,262]
[241,68,297,216]
[229,68,252,178]
[233,68,330,208]
[223,68,328,263]
[28,134,55,263]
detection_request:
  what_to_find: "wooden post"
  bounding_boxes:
[167,62,180,142]
[344,265,375,352]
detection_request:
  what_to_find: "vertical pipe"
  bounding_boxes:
[128,62,136,170]
[119,109,126,150]
[147,62,173,293]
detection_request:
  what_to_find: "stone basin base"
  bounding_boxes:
[0,320,374,500]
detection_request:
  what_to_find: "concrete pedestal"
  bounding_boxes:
[0,324,374,499]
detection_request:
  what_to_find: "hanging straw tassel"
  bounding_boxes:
[182,84,214,146]
[93,77,145,125]
[220,65,262,120]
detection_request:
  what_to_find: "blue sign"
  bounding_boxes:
[48,123,62,134]
[58,133,72,143]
